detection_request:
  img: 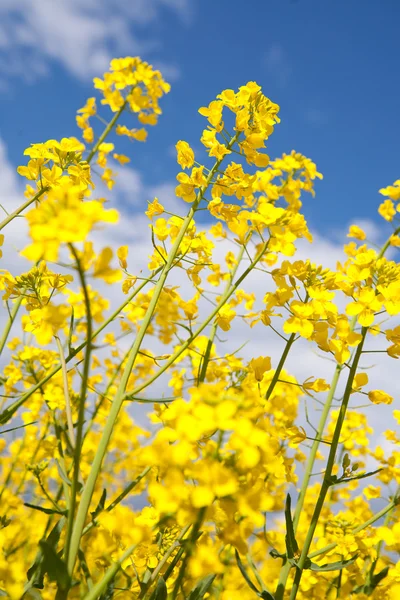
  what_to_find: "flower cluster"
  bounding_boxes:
[0,57,399,600]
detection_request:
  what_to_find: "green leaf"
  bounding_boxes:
[22,590,43,600]
[26,519,66,590]
[26,551,45,588]
[338,468,382,484]
[235,550,260,595]
[284,494,299,559]
[46,517,66,549]
[259,592,275,600]
[149,577,168,600]
[342,452,350,473]
[269,548,286,560]
[99,580,115,600]
[67,307,75,353]
[0,420,37,435]
[24,502,66,516]
[308,555,358,572]
[187,574,216,600]
[354,565,389,594]
[38,540,71,590]
[55,460,72,487]
[369,565,390,589]
[91,488,107,519]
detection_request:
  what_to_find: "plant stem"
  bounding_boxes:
[265,333,296,400]
[172,507,206,599]
[197,244,245,384]
[288,327,367,600]
[66,133,240,577]
[0,295,23,360]
[139,525,191,599]
[86,101,128,164]
[81,542,138,600]
[0,270,162,425]
[274,363,343,599]
[54,336,75,449]
[0,186,49,231]
[125,238,270,400]
[308,493,399,560]
[63,244,93,570]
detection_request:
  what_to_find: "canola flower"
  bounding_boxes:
[0,56,399,600]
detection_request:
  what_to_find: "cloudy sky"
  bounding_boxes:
[0,0,399,233]
[1,0,399,448]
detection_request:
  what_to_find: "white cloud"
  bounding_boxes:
[304,108,329,126]
[1,134,399,452]
[264,43,291,87]
[0,0,189,85]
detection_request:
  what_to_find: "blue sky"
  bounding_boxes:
[0,0,399,238]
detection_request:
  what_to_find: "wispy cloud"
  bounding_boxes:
[305,108,329,126]
[0,0,190,86]
[1,133,397,443]
[264,43,291,87]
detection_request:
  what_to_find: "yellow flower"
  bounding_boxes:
[175,140,195,169]
[117,245,128,269]
[352,372,369,392]
[363,485,381,499]
[283,300,314,339]
[249,356,272,381]
[368,390,393,405]
[378,199,396,221]
[145,197,164,219]
[286,425,307,445]
[302,377,330,393]
[346,287,382,327]
[93,247,122,284]
[347,225,366,240]
[21,182,119,262]
[215,305,236,331]
[175,172,197,203]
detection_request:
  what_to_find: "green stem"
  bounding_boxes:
[139,525,191,600]
[63,244,93,571]
[81,466,151,539]
[0,186,49,231]
[265,333,296,400]
[376,225,400,259]
[289,327,367,600]
[0,270,162,425]
[0,296,23,358]
[66,133,240,577]
[125,239,270,400]
[86,100,128,164]
[81,542,138,600]
[197,244,246,384]
[172,507,206,599]
[367,483,400,583]
[308,494,399,560]
[274,363,343,599]
[55,336,75,449]
[106,466,151,513]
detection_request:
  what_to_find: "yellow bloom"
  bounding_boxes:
[249,356,272,381]
[175,140,195,169]
[346,287,382,327]
[368,390,393,405]
[283,300,314,339]
[347,225,366,240]
[145,197,164,219]
[215,305,236,331]
[378,199,396,221]
[352,372,369,392]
